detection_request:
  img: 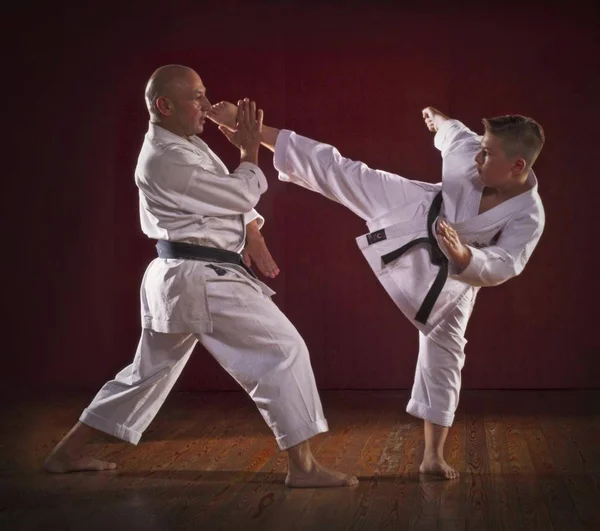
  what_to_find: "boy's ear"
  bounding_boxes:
[512,157,527,174]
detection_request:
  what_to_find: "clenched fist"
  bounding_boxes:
[422,106,449,133]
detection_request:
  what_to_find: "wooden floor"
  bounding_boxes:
[0,390,599,531]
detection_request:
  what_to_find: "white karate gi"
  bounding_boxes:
[274,119,545,426]
[79,123,328,449]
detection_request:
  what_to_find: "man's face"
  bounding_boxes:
[474,132,521,189]
[164,72,212,136]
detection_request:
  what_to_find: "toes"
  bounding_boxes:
[96,460,117,471]
[445,469,459,480]
[75,458,117,472]
[346,475,359,487]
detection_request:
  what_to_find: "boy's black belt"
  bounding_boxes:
[365,191,448,325]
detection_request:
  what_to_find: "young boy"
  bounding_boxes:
[209,102,545,479]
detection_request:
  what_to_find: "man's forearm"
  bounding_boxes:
[240,146,259,166]
[261,125,280,152]
[246,218,263,240]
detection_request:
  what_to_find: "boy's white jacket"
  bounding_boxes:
[274,119,545,335]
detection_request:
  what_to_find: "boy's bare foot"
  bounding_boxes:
[422,106,450,132]
[419,454,459,480]
[208,101,237,131]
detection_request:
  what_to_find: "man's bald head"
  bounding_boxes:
[145,64,199,120]
[143,64,211,138]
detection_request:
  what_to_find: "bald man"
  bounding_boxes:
[43,65,357,488]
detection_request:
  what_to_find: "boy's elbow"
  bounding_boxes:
[481,263,523,287]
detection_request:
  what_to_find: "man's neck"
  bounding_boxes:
[152,120,194,142]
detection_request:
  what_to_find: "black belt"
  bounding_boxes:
[365,191,448,325]
[155,240,257,279]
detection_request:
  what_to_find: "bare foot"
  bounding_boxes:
[419,455,459,480]
[44,453,117,473]
[285,462,358,488]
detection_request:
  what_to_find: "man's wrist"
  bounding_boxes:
[241,147,259,165]
[246,219,262,239]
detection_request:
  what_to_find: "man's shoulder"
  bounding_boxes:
[144,136,208,164]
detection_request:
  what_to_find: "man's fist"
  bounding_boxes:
[422,106,449,133]
[243,233,280,279]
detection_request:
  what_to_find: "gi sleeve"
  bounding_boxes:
[163,144,268,216]
[434,119,482,158]
[451,210,545,287]
[244,208,265,229]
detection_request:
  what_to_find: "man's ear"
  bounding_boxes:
[156,96,172,116]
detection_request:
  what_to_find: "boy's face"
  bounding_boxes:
[474,132,524,189]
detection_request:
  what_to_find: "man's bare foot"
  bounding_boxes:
[42,421,116,473]
[419,455,459,480]
[285,461,358,488]
[44,452,116,473]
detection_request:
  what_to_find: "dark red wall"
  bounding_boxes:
[4,1,598,393]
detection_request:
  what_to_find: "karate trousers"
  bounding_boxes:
[79,272,329,450]
[406,289,476,427]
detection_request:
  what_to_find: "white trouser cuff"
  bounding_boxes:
[406,399,454,427]
[275,419,329,450]
[80,408,142,445]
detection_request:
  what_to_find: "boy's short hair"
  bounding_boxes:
[482,115,545,169]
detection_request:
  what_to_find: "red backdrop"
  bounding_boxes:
[4,1,598,392]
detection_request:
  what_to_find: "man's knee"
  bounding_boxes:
[279,330,310,367]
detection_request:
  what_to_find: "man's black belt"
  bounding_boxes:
[155,240,257,279]
[365,191,448,325]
